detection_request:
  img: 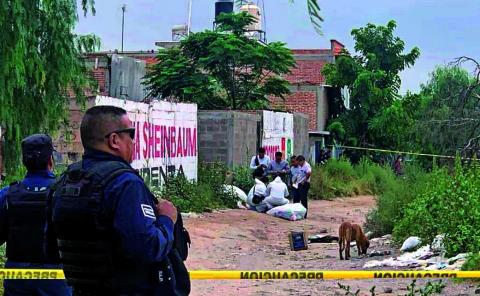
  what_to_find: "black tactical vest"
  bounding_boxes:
[51,160,191,295]
[52,160,139,291]
[5,181,51,263]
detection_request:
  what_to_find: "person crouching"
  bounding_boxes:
[247,175,269,213]
[264,176,289,210]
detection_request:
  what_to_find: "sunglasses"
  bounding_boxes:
[104,128,136,140]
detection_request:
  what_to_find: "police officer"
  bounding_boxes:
[0,134,71,295]
[45,106,184,295]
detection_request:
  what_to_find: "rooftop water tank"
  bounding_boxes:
[239,2,262,32]
[215,0,234,18]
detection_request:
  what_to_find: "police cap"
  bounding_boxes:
[21,134,54,161]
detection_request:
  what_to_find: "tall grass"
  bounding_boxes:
[152,162,253,213]
[309,158,432,238]
[310,158,397,200]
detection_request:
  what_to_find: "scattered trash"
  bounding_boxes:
[319,228,328,234]
[364,257,422,269]
[400,236,422,252]
[369,250,392,257]
[266,203,306,221]
[181,212,200,219]
[474,288,480,294]
[419,253,437,260]
[383,287,393,294]
[425,262,447,270]
[308,234,339,243]
[448,253,468,265]
[364,242,469,271]
[431,234,445,253]
[370,234,392,247]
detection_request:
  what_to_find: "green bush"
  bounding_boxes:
[365,162,429,237]
[461,253,480,271]
[393,159,480,257]
[232,166,254,194]
[152,162,241,213]
[310,158,357,199]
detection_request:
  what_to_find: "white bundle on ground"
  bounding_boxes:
[266,203,307,221]
[400,236,422,252]
[222,185,248,209]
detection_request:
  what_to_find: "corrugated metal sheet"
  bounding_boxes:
[109,54,148,101]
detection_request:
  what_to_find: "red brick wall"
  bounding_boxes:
[291,49,331,55]
[271,91,317,131]
[90,68,108,95]
[284,60,327,85]
[330,40,345,56]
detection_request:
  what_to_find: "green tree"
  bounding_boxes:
[369,92,425,152]
[323,20,420,148]
[144,12,295,110]
[414,64,480,158]
[371,65,480,159]
[0,1,98,173]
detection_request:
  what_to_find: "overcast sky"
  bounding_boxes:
[75,0,480,93]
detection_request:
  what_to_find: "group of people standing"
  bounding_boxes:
[248,147,312,218]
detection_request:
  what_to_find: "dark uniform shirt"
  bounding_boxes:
[0,170,72,296]
[46,150,175,294]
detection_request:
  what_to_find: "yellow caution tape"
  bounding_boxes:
[334,145,479,161]
[1,269,479,280]
[189,270,467,280]
[0,269,65,280]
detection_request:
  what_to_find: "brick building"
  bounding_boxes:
[82,39,344,162]
[84,39,344,132]
[272,39,344,132]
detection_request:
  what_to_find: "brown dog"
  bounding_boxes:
[338,222,370,260]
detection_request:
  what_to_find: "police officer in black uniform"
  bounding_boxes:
[46,106,189,295]
[0,134,71,295]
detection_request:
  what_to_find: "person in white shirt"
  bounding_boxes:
[249,147,271,177]
[264,176,289,209]
[246,177,269,213]
[289,155,300,201]
[295,155,312,218]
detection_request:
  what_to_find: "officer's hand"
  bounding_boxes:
[156,200,178,224]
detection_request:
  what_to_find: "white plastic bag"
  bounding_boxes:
[431,234,445,253]
[266,203,306,221]
[400,236,422,252]
[222,185,247,202]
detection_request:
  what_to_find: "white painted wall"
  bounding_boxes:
[261,111,294,160]
[95,96,198,185]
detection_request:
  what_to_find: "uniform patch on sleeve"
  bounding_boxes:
[141,204,156,219]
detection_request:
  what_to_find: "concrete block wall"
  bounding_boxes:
[232,112,260,166]
[198,112,232,165]
[293,113,310,157]
[198,111,260,167]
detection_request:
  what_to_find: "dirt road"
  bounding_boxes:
[184,196,476,296]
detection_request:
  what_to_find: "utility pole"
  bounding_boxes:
[121,4,126,52]
[187,0,193,36]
